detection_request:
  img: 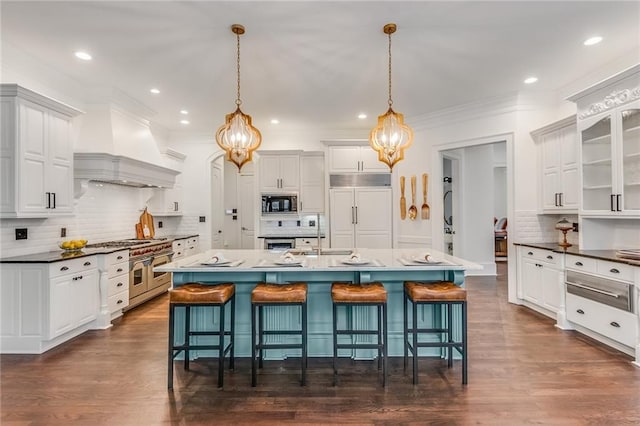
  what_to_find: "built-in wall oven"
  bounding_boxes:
[565,270,633,312]
[264,238,295,250]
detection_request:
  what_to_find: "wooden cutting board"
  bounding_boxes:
[139,207,155,239]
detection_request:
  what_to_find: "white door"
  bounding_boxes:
[47,111,73,213]
[19,100,48,213]
[329,188,355,248]
[211,158,224,249]
[354,188,392,248]
[258,155,281,192]
[239,174,255,249]
[359,146,389,172]
[279,155,300,191]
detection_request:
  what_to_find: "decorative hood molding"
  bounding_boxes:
[74,153,179,188]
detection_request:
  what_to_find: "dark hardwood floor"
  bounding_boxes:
[2,263,640,425]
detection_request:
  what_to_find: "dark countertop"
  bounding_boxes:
[258,234,326,239]
[0,246,128,264]
[514,242,639,266]
[160,234,199,240]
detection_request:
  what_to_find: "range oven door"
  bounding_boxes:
[149,253,173,290]
[264,238,295,250]
[129,257,151,298]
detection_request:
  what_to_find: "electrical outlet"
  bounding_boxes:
[278,221,282,227]
[15,228,27,240]
[199,216,206,223]
[158,221,163,228]
[60,227,67,238]
[297,220,301,227]
[309,220,316,227]
[572,222,579,232]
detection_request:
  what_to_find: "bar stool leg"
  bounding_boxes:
[403,291,408,372]
[301,303,307,386]
[230,294,236,371]
[382,302,388,388]
[447,302,453,368]
[462,301,468,385]
[377,304,382,371]
[251,303,257,387]
[258,305,264,369]
[332,303,338,386]
[218,302,225,388]
[412,299,418,385]
[184,305,190,371]
[168,303,176,389]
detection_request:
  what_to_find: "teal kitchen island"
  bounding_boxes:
[155,248,480,359]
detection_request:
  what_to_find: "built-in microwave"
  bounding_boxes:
[261,193,298,215]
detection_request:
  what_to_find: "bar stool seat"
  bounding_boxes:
[403,280,467,385]
[331,282,388,387]
[251,282,308,387]
[168,282,235,389]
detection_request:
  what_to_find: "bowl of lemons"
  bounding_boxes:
[59,239,88,252]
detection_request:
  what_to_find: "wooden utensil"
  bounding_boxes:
[139,207,155,239]
[400,176,407,220]
[135,223,143,239]
[421,173,430,220]
[408,175,417,220]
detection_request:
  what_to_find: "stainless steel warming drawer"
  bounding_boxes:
[565,270,633,313]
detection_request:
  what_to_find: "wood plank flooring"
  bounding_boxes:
[2,263,640,425]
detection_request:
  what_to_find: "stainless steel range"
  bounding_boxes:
[86,239,174,310]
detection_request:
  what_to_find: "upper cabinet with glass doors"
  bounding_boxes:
[568,65,640,217]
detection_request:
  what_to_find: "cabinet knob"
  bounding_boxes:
[117,255,123,260]
[84,261,91,266]
[546,255,553,260]
[609,268,620,274]
[117,299,123,304]
[527,252,533,256]
[575,261,583,266]
[117,282,123,287]
[60,266,69,271]
[576,309,585,314]
[117,268,123,273]
[610,321,620,328]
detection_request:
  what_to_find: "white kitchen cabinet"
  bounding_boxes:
[531,116,579,213]
[148,149,185,216]
[300,152,325,213]
[0,85,82,218]
[1,255,100,353]
[258,152,300,192]
[172,236,199,260]
[517,246,564,319]
[568,65,640,217]
[328,145,388,173]
[329,187,392,248]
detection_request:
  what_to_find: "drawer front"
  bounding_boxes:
[566,293,636,347]
[108,275,128,297]
[596,260,634,282]
[108,291,129,313]
[173,250,184,259]
[520,247,559,266]
[565,254,597,272]
[105,250,128,265]
[108,262,128,278]
[187,237,198,245]
[172,240,185,251]
[50,256,97,278]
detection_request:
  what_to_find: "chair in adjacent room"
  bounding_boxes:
[331,281,388,387]
[250,282,308,387]
[168,282,235,389]
[403,280,467,385]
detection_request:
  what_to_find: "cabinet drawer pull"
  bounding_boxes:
[117,299,123,304]
[610,194,616,212]
[546,255,553,260]
[576,309,584,314]
[78,275,83,280]
[609,268,619,274]
[117,255,123,260]
[116,268,123,273]
[60,266,69,271]
[117,282,124,287]
[84,261,91,266]
[575,261,583,266]
[527,251,533,256]
[610,321,620,328]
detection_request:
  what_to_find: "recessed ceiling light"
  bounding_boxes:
[180,120,190,125]
[270,119,280,124]
[180,110,189,115]
[584,36,603,46]
[150,88,160,94]
[524,77,538,84]
[358,113,367,119]
[74,51,92,61]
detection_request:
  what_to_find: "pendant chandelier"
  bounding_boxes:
[369,23,414,171]
[215,24,262,171]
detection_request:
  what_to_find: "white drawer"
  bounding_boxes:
[108,275,128,297]
[565,254,597,272]
[187,237,198,245]
[520,247,559,266]
[172,239,185,250]
[49,255,97,278]
[105,250,128,265]
[596,260,634,282]
[108,262,128,278]
[108,291,129,313]
[173,250,184,259]
[566,293,637,348]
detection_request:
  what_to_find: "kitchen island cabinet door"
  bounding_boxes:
[49,268,99,339]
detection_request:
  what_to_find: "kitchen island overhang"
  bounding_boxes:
[156,248,481,359]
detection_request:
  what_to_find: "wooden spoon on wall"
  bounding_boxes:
[421,173,430,220]
[408,175,417,220]
[400,176,406,220]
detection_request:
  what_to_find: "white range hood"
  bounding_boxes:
[74,102,179,188]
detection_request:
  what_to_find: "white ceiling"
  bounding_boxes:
[2,1,639,134]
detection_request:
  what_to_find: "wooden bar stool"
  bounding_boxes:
[168,282,235,389]
[331,282,388,387]
[403,281,467,385]
[251,282,308,387]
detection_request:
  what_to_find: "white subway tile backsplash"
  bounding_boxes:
[513,210,578,245]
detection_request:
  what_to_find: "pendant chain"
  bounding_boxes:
[236,32,242,107]
[388,31,393,107]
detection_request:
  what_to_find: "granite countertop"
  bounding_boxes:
[160,234,199,240]
[0,246,128,263]
[514,242,639,266]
